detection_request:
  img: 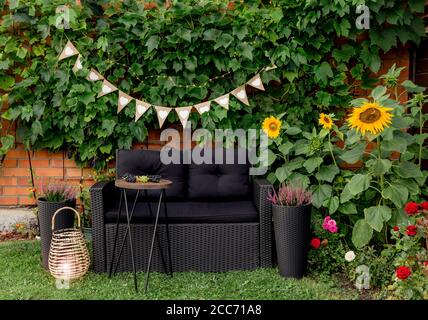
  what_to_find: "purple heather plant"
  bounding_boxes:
[38,179,77,202]
[268,183,312,207]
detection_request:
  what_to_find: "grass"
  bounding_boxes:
[0,240,362,300]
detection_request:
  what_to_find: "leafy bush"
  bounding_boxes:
[0,0,425,169]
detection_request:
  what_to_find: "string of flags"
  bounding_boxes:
[58,40,276,128]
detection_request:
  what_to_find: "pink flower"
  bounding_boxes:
[322,216,338,233]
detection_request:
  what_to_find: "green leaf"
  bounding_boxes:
[382,185,409,208]
[381,137,408,153]
[371,86,387,101]
[146,35,160,53]
[0,75,15,90]
[214,33,234,49]
[275,166,290,183]
[367,158,391,176]
[99,143,112,154]
[203,29,221,41]
[303,157,323,173]
[278,142,293,156]
[270,8,284,23]
[314,62,333,84]
[312,184,332,208]
[395,161,423,179]
[364,206,391,232]
[267,149,277,166]
[327,196,339,214]
[352,219,373,248]
[338,202,357,215]
[315,165,339,183]
[232,25,248,40]
[285,127,301,135]
[346,174,371,196]
[340,143,365,164]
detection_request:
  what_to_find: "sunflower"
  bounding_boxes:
[347,102,393,135]
[318,113,333,130]
[262,116,282,139]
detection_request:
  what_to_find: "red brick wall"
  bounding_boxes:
[0,49,413,207]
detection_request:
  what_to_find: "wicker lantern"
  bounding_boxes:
[48,207,90,282]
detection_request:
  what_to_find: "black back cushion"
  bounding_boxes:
[188,147,251,200]
[116,149,187,199]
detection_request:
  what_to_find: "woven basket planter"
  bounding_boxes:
[38,198,76,269]
[272,203,311,278]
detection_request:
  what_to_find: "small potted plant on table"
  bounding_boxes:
[269,183,312,278]
[37,180,77,269]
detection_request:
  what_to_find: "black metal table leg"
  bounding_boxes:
[143,190,169,274]
[124,190,138,292]
[113,190,140,276]
[144,190,163,293]
[163,190,173,277]
[108,189,123,278]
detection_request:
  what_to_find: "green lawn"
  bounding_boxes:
[0,240,362,300]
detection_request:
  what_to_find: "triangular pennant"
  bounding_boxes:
[87,68,104,82]
[154,106,172,128]
[97,80,117,98]
[135,100,151,122]
[117,91,133,114]
[247,74,265,91]
[194,101,211,115]
[265,64,277,72]
[175,106,192,128]
[58,41,79,60]
[72,55,83,73]
[214,94,230,109]
[231,86,250,106]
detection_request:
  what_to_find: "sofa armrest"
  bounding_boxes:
[89,180,115,272]
[253,179,273,268]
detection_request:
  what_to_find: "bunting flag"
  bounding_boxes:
[265,64,277,71]
[87,68,104,82]
[117,91,133,114]
[231,86,249,106]
[58,40,79,60]
[98,80,117,98]
[175,106,193,128]
[154,106,172,128]
[214,94,230,109]
[58,40,276,126]
[135,100,151,122]
[247,74,265,91]
[194,101,211,115]
[72,55,83,73]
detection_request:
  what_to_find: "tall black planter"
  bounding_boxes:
[273,204,311,278]
[37,198,76,269]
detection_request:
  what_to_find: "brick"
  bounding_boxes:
[33,168,64,177]
[66,168,83,178]
[5,149,28,159]
[19,196,36,205]
[3,187,30,196]
[50,159,77,168]
[2,159,17,167]
[17,177,31,185]
[0,177,17,185]
[0,196,19,205]
[19,159,50,168]
[82,168,94,178]
[34,150,63,159]
[1,167,31,177]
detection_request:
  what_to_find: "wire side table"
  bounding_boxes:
[110,179,173,293]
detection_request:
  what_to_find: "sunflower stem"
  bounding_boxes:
[377,136,384,201]
[418,100,423,169]
[328,132,337,167]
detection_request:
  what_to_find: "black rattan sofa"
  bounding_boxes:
[90,148,273,273]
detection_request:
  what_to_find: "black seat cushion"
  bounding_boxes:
[188,147,251,200]
[116,149,187,200]
[105,200,258,224]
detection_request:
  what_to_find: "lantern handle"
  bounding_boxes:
[51,207,81,231]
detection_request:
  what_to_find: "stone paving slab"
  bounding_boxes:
[0,208,37,231]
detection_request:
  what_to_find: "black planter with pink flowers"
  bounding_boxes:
[272,204,312,278]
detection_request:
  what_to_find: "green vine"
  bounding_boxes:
[0,0,425,169]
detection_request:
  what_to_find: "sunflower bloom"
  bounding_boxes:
[347,102,393,135]
[318,113,333,130]
[262,116,282,139]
